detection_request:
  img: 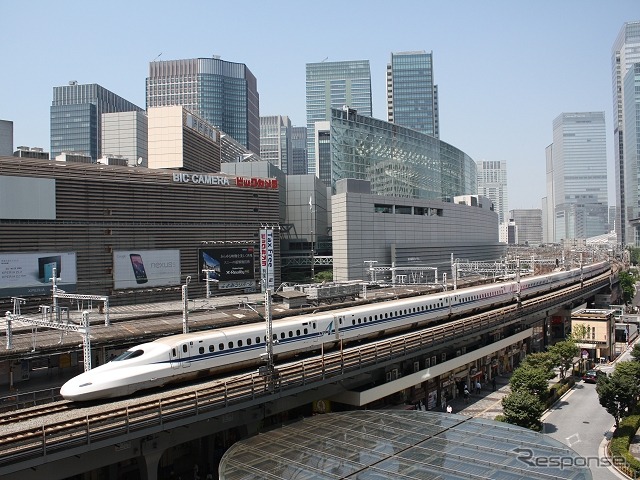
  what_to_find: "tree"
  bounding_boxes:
[502,389,545,431]
[596,372,639,428]
[548,340,579,380]
[618,270,637,304]
[631,343,640,362]
[629,247,640,266]
[522,352,556,380]
[571,323,588,342]
[509,364,549,398]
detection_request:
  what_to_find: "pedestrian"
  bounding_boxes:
[463,385,469,403]
[492,377,497,391]
[475,380,481,394]
[446,404,452,414]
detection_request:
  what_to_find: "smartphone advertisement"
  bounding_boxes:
[0,252,77,297]
[113,250,180,290]
[198,247,255,289]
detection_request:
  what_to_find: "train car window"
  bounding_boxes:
[352,319,356,325]
[238,340,243,347]
[288,331,293,338]
[256,337,261,344]
[219,343,224,351]
[247,338,252,345]
[304,329,308,334]
[209,345,214,352]
[228,342,233,349]
[369,316,372,321]
[296,330,300,336]
[273,334,277,340]
[339,319,343,324]
[375,315,378,320]
[313,322,316,329]
[182,345,188,353]
[280,332,286,339]
[358,319,361,324]
[113,349,145,361]
[199,347,204,354]
[172,348,177,357]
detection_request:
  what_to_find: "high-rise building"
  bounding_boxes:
[549,112,608,241]
[291,126,308,175]
[260,116,291,174]
[305,60,372,174]
[386,51,439,138]
[476,160,508,224]
[509,209,543,246]
[101,111,148,167]
[0,120,13,156]
[50,82,143,161]
[623,62,640,245]
[612,20,640,246]
[146,57,260,155]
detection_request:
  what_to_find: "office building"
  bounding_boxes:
[305,60,372,174]
[314,121,331,186]
[148,106,220,173]
[386,51,439,138]
[260,116,291,174]
[101,111,148,167]
[146,57,260,155]
[290,126,308,175]
[50,82,143,161]
[329,108,476,200]
[0,120,12,156]
[624,63,640,245]
[499,220,518,245]
[612,20,640,246]
[509,209,543,246]
[549,112,608,242]
[476,160,508,224]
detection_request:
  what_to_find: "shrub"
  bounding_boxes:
[609,413,640,477]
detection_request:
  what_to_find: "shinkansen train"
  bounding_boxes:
[60,261,610,401]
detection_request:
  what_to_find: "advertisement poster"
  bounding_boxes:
[0,252,77,297]
[113,250,181,289]
[198,247,255,289]
[260,229,275,291]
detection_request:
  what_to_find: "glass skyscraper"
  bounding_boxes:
[387,51,439,138]
[624,63,640,245]
[260,115,291,174]
[330,108,476,200]
[550,112,608,241]
[306,60,372,174]
[290,126,308,175]
[50,82,142,161]
[146,57,260,155]
[612,21,640,246]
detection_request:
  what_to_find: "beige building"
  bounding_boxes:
[571,308,616,362]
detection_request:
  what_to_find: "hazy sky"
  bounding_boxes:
[1,1,637,210]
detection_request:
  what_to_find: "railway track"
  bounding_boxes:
[0,270,613,468]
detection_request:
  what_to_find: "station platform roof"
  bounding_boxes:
[219,410,591,479]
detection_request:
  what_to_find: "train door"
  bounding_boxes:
[170,346,180,369]
[179,342,191,367]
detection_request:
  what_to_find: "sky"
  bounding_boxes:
[0,1,637,210]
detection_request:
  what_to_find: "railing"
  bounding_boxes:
[0,272,611,468]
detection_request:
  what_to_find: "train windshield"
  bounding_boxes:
[112,349,145,361]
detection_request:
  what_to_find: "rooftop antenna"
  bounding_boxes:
[321,56,328,62]
[152,52,162,62]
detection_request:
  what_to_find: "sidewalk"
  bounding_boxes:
[446,375,512,419]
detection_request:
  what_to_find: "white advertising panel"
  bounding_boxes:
[113,250,181,289]
[0,252,77,297]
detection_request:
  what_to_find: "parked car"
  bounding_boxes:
[582,370,604,384]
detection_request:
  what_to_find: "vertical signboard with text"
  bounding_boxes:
[260,228,275,292]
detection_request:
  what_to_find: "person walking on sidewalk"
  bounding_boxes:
[475,380,481,394]
[463,385,470,403]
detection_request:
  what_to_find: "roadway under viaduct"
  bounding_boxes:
[0,270,618,480]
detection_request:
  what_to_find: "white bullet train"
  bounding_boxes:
[60,261,610,401]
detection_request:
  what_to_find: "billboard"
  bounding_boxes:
[198,247,255,288]
[260,229,275,291]
[113,250,181,290]
[0,252,77,297]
